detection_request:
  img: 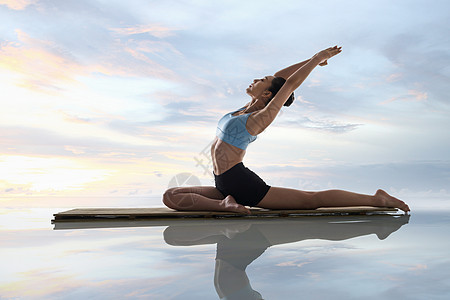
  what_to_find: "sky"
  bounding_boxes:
[0,0,449,208]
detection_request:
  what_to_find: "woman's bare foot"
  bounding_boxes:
[221,195,251,214]
[375,189,410,213]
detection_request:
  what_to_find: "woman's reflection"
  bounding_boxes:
[164,214,409,300]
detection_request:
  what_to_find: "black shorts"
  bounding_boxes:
[214,162,271,207]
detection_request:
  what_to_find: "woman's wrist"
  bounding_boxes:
[310,55,324,66]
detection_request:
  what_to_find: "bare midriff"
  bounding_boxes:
[211,136,246,175]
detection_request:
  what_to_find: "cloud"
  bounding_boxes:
[0,30,105,91]
[380,32,450,107]
[386,73,402,83]
[0,155,115,192]
[0,124,161,159]
[0,28,179,92]
[110,24,179,38]
[380,261,450,300]
[0,0,37,10]
[381,89,428,104]
[276,260,312,268]
[409,89,428,101]
[56,110,94,124]
[279,115,363,134]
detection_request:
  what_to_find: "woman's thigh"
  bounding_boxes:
[257,186,316,210]
[170,186,224,200]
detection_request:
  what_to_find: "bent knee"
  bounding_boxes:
[162,189,178,209]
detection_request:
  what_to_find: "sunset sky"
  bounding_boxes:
[0,0,449,208]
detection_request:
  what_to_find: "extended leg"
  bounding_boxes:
[257,187,410,212]
[162,186,250,214]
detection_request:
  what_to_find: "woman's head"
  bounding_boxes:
[267,77,295,107]
[246,76,295,107]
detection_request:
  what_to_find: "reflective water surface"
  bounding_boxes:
[1,208,450,299]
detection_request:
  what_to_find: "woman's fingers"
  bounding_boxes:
[329,46,342,57]
[315,46,342,63]
[327,46,340,51]
[316,46,342,65]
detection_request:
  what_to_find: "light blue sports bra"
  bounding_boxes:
[216,107,257,150]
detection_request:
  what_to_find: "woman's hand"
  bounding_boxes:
[314,46,342,66]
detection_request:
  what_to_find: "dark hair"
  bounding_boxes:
[267,77,295,107]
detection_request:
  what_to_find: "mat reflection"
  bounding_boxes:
[164,215,409,300]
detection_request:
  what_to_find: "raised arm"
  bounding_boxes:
[273,58,311,79]
[274,56,329,79]
[248,46,342,134]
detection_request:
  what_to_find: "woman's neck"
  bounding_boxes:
[243,97,265,113]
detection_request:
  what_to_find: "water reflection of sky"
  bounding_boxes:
[1,209,450,299]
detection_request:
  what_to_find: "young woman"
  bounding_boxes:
[163,46,410,214]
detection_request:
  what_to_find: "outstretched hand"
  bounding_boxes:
[315,45,342,66]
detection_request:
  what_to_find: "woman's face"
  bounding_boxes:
[246,75,275,98]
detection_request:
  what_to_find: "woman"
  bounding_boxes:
[163,46,410,214]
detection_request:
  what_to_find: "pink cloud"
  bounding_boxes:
[110,24,179,38]
[386,73,403,82]
[380,89,428,104]
[0,30,107,91]
[408,89,428,101]
[0,29,178,92]
[0,0,37,10]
